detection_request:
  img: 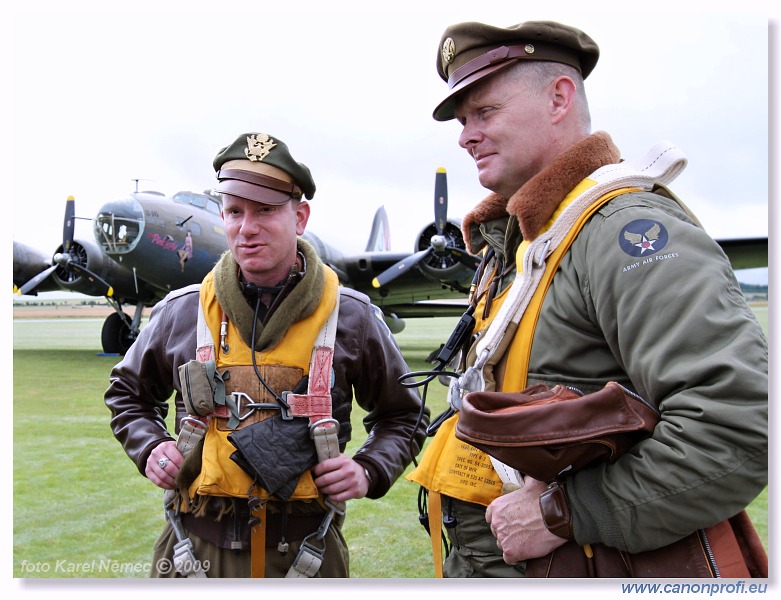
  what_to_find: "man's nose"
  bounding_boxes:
[239,215,261,235]
[459,124,481,151]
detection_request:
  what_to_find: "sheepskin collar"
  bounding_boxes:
[462,131,621,252]
[213,238,325,352]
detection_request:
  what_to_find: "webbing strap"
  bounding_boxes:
[429,491,444,578]
[162,417,209,578]
[284,294,341,579]
[286,543,324,578]
[250,503,267,578]
[194,289,341,578]
[285,291,340,424]
[489,185,639,488]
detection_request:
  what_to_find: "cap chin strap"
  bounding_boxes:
[216,168,302,199]
[447,44,528,88]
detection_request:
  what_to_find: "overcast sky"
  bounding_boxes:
[1,1,776,593]
[4,1,772,291]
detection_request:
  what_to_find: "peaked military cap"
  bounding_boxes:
[213,132,316,203]
[433,20,600,121]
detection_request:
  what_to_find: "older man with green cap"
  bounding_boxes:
[106,132,429,578]
[407,19,767,578]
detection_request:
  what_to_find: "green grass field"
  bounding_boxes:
[12,307,768,578]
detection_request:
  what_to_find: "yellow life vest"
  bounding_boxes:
[188,267,340,503]
[407,183,641,507]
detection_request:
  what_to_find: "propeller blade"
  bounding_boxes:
[63,195,75,252]
[448,247,482,270]
[434,167,448,236]
[68,262,115,297]
[16,265,58,296]
[372,247,432,289]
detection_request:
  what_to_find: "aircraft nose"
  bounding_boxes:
[94,196,145,255]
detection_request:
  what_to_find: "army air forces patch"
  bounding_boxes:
[619,219,669,258]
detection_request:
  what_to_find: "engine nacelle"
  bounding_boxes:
[52,238,154,302]
[414,219,475,291]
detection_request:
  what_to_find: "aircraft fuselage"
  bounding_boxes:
[94,190,227,296]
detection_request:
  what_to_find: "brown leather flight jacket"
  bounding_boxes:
[104,284,429,501]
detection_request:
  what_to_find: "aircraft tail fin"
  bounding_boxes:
[365,206,391,252]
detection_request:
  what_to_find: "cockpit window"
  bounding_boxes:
[95,212,143,254]
[174,191,222,215]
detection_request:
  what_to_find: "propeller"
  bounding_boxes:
[372,168,479,289]
[16,196,115,297]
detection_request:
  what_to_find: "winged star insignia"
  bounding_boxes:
[624,222,661,254]
[245,134,276,162]
[619,219,669,258]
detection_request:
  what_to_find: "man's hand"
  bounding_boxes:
[145,440,183,490]
[485,477,568,564]
[311,454,370,502]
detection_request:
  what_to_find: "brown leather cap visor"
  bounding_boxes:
[434,42,585,121]
[215,169,302,205]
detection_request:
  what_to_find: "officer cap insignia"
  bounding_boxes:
[442,37,456,66]
[244,134,277,162]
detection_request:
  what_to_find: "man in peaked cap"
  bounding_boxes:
[106,132,429,578]
[407,19,767,577]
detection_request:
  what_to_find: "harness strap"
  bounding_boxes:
[425,142,689,576]
[187,289,341,578]
[463,141,687,398]
[285,294,344,578]
[429,491,444,578]
[162,417,209,578]
[250,503,267,578]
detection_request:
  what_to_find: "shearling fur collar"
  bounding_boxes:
[213,238,325,351]
[462,131,621,251]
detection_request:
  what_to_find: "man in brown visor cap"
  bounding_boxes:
[106,132,429,578]
[407,20,767,578]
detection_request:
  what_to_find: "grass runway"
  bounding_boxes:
[12,309,768,578]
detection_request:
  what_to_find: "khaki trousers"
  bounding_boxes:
[150,519,349,578]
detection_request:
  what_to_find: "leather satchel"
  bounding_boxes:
[456,382,658,481]
[455,382,768,578]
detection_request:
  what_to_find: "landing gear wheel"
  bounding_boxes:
[101,312,134,355]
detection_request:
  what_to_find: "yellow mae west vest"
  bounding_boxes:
[407,182,640,507]
[188,267,340,503]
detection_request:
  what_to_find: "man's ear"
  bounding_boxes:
[295,200,311,235]
[549,76,577,125]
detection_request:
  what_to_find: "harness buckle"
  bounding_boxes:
[309,418,340,438]
[279,392,295,420]
[231,392,282,421]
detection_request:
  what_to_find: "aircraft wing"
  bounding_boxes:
[14,171,767,353]
[716,237,768,270]
[13,241,62,294]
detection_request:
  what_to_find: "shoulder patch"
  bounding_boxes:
[618,219,669,257]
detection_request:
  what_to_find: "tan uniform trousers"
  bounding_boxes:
[150,519,349,578]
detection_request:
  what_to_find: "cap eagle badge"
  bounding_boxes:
[442,38,456,66]
[245,134,276,162]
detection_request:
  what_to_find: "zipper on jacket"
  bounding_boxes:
[698,528,720,577]
[616,383,660,416]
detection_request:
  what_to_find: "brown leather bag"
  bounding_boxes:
[456,382,768,578]
[456,382,659,481]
